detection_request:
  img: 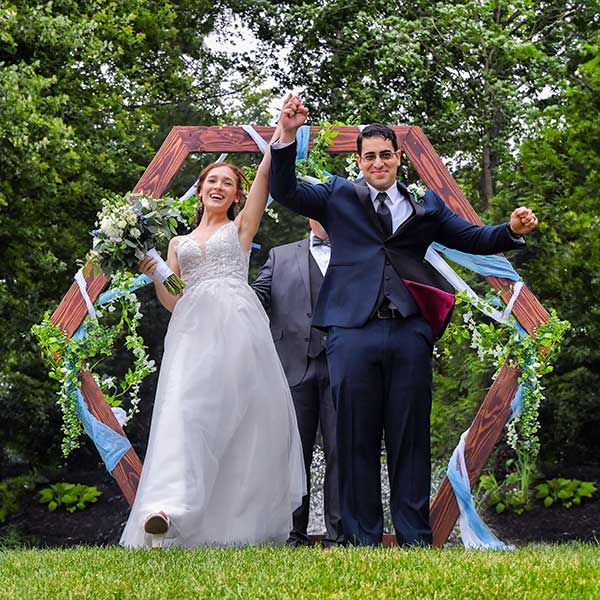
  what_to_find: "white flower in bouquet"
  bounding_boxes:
[87,192,188,295]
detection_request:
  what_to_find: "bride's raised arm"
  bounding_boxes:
[236,99,288,252]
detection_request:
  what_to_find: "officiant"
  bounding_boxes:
[252,219,343,547]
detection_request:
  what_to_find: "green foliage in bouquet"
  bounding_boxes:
[89,193,182,269]
[535,478,597,509]
[88,193,187,295]
[38,483,101,513]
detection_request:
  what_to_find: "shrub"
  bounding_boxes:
[38,483,101,513]
[0,474,41,524]
[535,478,597,508]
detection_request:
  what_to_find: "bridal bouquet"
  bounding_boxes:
[87,192,186,295]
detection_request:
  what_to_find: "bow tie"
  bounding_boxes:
[312,236,330,248]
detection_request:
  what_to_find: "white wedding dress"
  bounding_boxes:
[120,220,306,548]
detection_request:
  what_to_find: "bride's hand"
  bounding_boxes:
[139,256,157,276]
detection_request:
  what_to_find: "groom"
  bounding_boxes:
[269,96,539,546]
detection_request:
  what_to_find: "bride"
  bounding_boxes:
[120,114,306,548]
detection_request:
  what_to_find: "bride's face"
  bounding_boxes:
[199,166,241,215]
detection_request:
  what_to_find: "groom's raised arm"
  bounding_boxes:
[269,94,330,224]
[269,141,331,224]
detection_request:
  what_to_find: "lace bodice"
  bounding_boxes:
[177,221,249,289]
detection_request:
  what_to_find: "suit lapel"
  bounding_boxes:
[295,237,311,298]
[352,180,385,237]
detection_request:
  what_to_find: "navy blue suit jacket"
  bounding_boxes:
[270,142,523,336]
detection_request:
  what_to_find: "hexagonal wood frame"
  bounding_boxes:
[50,126,549,546]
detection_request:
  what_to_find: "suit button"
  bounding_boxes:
[385,275,390,281]
[385,259,390,265]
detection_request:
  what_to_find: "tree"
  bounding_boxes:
[236,0,595,208]
[492,37,600,462]
[0,0,254,468]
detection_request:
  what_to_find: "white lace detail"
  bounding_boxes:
[178,221,249,290]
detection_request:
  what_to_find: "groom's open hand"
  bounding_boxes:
[278,95,309,144]
[509,206,539,235]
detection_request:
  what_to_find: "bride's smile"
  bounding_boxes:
[201,167,241,212]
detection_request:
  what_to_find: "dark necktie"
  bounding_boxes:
[312,236,330,247]
[376,192,392,237]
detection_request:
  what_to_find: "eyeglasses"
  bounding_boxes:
[359,150,397,163]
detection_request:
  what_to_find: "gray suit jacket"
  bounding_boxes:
[252,237,325,387]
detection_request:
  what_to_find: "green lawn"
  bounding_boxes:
[0,544,598,599]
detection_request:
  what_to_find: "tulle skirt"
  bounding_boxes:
[120,277,306,548]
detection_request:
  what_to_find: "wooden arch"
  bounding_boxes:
[50,126,549,547]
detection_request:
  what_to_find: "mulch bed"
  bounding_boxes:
[2,465,599,548]
[2,470,130,548]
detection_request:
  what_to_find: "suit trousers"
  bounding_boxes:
[326,315,434,546]
[289,352,343,544]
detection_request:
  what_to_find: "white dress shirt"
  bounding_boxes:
[309,232,331,276]
[367,182,413,233]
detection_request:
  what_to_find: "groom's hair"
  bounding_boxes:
[357,124,399,155]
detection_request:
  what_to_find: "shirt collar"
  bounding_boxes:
[309,231,330,249]
[366,181,402,204]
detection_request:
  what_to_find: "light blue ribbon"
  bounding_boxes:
[69,325,132,473]
[446,430,512,550]
[295,126,311,161]
[432,243,522,282]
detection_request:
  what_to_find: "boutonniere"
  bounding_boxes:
[407,183,427,204]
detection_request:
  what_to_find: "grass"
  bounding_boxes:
[0,543,598,599]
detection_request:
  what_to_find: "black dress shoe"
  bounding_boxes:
[286,536,311,548]
[321,535,347,548]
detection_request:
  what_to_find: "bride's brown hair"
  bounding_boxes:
[194,163,247,228]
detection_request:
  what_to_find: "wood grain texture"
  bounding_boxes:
[430,363,521,546]
[134,127,192,197]
[50,263,109,338]
[79,372,142,506]
[159,125,412,155]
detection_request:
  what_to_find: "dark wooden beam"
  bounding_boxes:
[79,372,142,506]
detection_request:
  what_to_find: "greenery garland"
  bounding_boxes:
[445,292,569,511]
[296,122,342,182]
[32,271,155,456]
